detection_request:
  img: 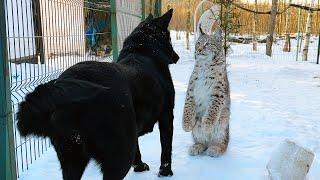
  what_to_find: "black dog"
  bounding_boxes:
[17,9,179,179]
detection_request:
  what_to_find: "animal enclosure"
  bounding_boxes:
[166,0,320,63]
[0,0,161,179]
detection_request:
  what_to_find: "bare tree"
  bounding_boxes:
[252,0,258,51]
[266,0,279,56]
[186,0,191,50]
[149,0,153,14]
[283,0,292,52]
[302,0,315,61]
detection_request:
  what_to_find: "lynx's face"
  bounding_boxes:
[195,29,222,61]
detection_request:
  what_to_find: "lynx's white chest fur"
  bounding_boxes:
[193,57,214,115]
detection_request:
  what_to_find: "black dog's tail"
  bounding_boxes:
[17,80,58,137]
[17,78,110,137]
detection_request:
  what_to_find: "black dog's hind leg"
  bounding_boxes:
[158,110,174,177]
[132,141,150,172]
[51,137,89,180]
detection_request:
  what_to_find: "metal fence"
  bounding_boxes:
[167,0,320,64]
[0,0,161,179]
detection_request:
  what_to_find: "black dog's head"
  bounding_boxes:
[119,9,179,64]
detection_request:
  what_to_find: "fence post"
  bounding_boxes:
[317,2,320,65]
[110,0,119,62]
[317,34,320,64]
[141,0,145,20]
[154,0,161,17]
[296,8,302,61]
[0,0,17,179]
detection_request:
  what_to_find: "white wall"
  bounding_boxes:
[6,0,35,59]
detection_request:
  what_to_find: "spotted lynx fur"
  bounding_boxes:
[182,28,230,157]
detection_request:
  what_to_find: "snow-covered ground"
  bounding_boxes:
[19,32,320,179]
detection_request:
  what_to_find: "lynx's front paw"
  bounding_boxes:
[182,118,194,132]
[206,145,224,157]
[189,143,207,156]
[202,118,214,133]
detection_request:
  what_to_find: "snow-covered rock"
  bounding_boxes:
[267,140,314,180]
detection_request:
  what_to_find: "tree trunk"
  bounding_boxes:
[302,0,315,61]
[283,0,292,52]
[149,0,153,14]
[186,0,191,50]
[252,0,258,51]
[266,0,278,57]
[167,0,172,11]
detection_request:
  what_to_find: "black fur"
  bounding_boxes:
[17,9,179,179]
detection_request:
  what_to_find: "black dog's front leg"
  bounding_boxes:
[132,141,150,172]
[51,137,89,180]
[158,110,174,177]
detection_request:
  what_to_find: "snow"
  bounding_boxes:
[18,32,320,179]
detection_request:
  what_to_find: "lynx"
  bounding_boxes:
[182,28,230,157]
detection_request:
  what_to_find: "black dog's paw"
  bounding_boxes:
[133,162,150,172]
[158,163,173,177]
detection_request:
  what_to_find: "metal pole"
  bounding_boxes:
[0,0,17,179]
[317,0,320,64]
[317,32,320,64]
[154,0,162,17]
[296,7,302,61]
[141,0,145,20]
[110,0,119,62]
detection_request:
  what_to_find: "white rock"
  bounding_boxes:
[267,140,314,180]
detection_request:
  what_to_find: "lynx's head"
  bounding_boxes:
[195,27,223,61]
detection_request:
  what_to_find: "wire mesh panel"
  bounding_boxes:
[84,0,112,58]
[115,0,142,52]
[40,0,86,60]
[1,0,156,178]
[4,0,111,177]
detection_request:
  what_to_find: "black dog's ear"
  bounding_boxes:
[155,9,173,28]
[145,13,153,22]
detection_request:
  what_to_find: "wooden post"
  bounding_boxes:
[32,0,45,64]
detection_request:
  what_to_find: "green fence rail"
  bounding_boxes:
[0,0,17,179]
[0,0,161,179]
[110,0,119,61]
